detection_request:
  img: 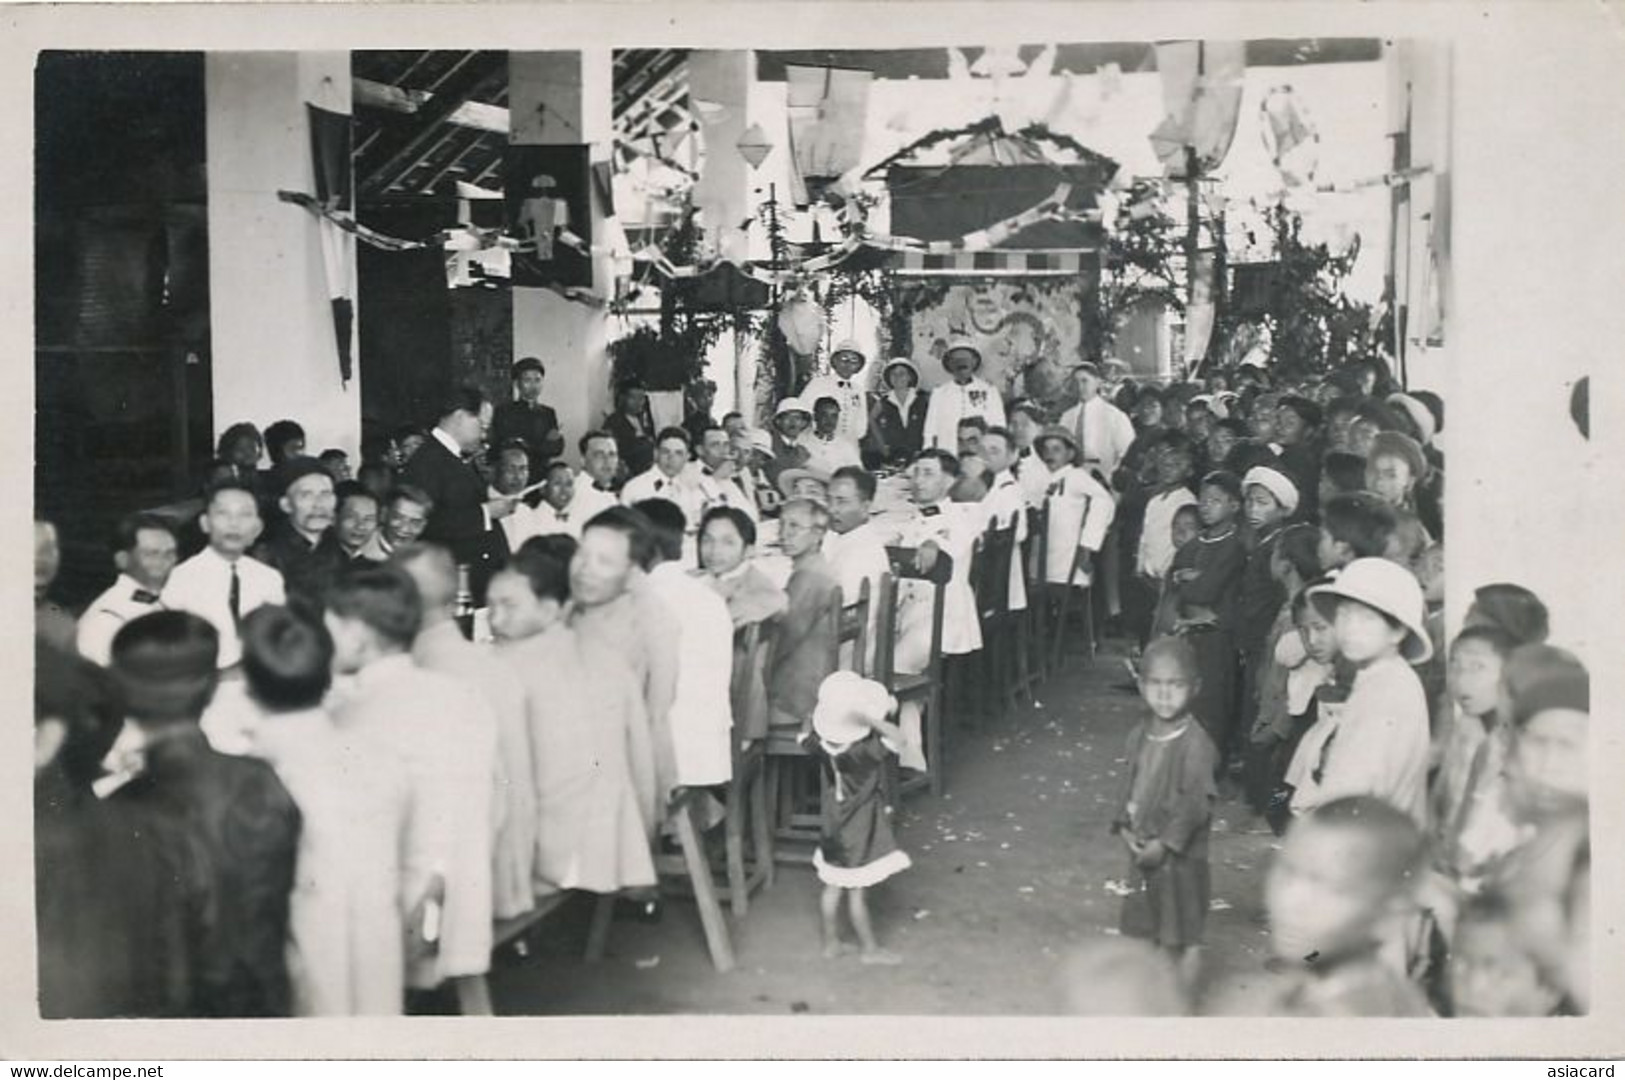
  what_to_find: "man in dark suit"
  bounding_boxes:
[249,458,347,608]
[400,385,515,600]
[106,611,302,1017]
[604,381,656,479]
[489,356,565,475]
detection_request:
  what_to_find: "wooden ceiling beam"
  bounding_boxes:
[353,76,508,135]
[358,53,506,196]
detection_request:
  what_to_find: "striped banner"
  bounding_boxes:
[893,249,1096,277]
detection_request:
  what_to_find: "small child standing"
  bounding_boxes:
[1132,435,1199,646]
[804,671,912,964]
[1112,636,1219,990]
[1242,524,1322,815]
[1150,504,1201,638]
[1170,471,1247,759]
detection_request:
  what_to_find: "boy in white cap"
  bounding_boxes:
[921,339,1006,452]
[1238,464,1302,743]
[801,339,872,446]
[769,397,814,482]
[1294,559,1433,827]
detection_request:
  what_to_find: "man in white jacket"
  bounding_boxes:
[921,339,1006,452]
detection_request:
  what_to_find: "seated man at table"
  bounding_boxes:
[377,485,433,560]
[765,498,842,736]
[694,424,757,523]
[978,426,1030,615]
[620,427,708,545]
[489,442,547,552]
[823,466,890,669]
[804,396,863,475]
[78,512,180,666]
[873,450,984,770]
[333,482,388,566]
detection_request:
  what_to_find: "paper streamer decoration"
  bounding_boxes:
[1260,85,1321,187]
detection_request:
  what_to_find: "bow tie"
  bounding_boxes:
[132,589,161,604]
[556,510,569,522]
[838,380,851,390]
[920,505,942,517]
[654,478,667,491]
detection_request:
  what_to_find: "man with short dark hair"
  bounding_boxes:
[400,385,513,600]
[379,485,434,557]
[694,424,757,523]
[578,429,624,496]
[491,356,565,473]
[333,481,388,565]
[78,513,180,665]
[324,567,498,995]
[619,426,707,549]
[107,610,301,1017]
[163,480,286,668]
[821,466,890,651]
[569,507,680,833]
[251,459,348,606]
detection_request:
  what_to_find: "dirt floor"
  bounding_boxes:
[490,636,1289,1016]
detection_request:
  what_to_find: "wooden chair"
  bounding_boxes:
[1027,500,1053,678]
[969,521,1022,721]
[579,786,738,975]
[1049,494,1100,671]
[875,546,949,797]
[720,621,775,916]
[763,585,848,863]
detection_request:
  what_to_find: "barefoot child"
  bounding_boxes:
[1111,636,1219,990]
[804,671,912,964]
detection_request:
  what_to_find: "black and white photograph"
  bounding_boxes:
[8,0,1621,1063]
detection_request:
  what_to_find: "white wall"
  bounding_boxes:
[1442,16,1615,657]
[205,52,360,459]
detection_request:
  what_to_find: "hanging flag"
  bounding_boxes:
[306,103,355,384]
[1150,41,1246,179]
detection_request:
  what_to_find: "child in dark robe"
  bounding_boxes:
[1112,636,1219,991]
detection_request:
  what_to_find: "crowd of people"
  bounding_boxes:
[32,333,1589,1019]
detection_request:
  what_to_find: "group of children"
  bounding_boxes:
[1095,364,1589,1017]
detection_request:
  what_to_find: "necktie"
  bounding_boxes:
[132,588,161,605]
[1074,398,1089,462]
[228,562,242,628]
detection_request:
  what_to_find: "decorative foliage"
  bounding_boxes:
[1095,180,1185,350]
[1214,200,1389,374]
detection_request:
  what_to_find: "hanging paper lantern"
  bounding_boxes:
[1260,85,1320,187]
[736,123,774,169]
[778,292,825,355]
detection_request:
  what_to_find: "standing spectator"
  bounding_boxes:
[400,385,515,601]
[490,356,565,474]
[107,611,301,1016]
[324,568,497,996]
[802,340,872,447]
[922,340,1006,452]
[604,382,657,480]
[250,459,346,607]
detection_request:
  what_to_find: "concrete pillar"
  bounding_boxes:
[509,50,614,466]
[205,52,360,459]
[1441,16,1617,656]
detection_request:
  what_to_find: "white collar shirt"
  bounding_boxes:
[161,546,286,668]
[77,573,168,666]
